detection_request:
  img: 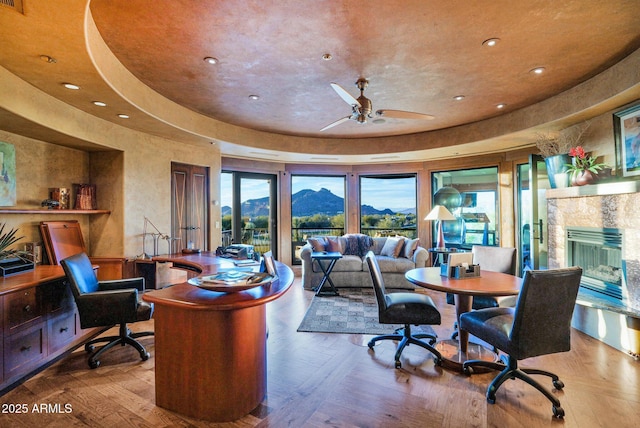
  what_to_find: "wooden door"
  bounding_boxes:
[171,162,210,254]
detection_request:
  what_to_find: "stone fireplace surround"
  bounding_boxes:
[547,181,640,357]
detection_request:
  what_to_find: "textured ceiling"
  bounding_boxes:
[1,0,640,161]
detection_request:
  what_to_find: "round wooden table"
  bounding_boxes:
[143,253,293,422]
[405,267,521,371]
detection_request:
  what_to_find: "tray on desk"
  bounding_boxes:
[189,271,273,292]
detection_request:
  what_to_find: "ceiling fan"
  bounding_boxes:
[320,78,434,131]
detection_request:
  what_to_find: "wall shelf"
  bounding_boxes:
[0,208,110,215]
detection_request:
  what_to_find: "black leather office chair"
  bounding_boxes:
[460,267,582,418]
[365,252,442,368]
[447,245,517,339]
[60,252,154,369]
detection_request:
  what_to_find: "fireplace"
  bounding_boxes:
[567,227,624,301]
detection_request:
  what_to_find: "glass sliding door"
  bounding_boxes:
[220,171,277,256]
[516,155,549,274]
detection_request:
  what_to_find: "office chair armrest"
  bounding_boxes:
[98,277,145,292]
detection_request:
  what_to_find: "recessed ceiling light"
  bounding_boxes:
[204,57,219,64]
[482,38,500,47]
[530,67,546,75]
[453,95,465,101]
[39,54,56,63]
[248,94,260,100]
[322,53,333,61]
[117,114,130,119]
[496,103,507,109]
[93,101,107,107]
[63,83,80,90]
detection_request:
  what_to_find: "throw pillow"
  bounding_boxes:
[325,237,342,253]
[380,237,404,258]
[308,237,326,252]
[403,238,420,259]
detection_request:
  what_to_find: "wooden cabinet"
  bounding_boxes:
[0,266,103,394]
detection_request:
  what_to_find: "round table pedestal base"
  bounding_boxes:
[435,339,497,372]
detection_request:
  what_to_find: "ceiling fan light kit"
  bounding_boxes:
[321,78,434,131]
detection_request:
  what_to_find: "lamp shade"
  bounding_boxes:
[424,205,456,221]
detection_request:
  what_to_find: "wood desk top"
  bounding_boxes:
[0,265,65,296]
[405,267,521,297]
[143,252,293,311]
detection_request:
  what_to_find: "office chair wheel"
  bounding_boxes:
[463,366,473,375]
[85,344,95,353]
[552,405,565,418]
[552,379,564,390]
[141,351,150,361]
[89,359,100,369]
[450,331,458,340]
[395,360,402,369]
[367,341,375,349]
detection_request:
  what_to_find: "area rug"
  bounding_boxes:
[297,287,435,336]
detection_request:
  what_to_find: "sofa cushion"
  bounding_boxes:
[401,237,420,259]
[325,237,342,252]
[380,237,404,258]
[375,255,416,273]
[308,237,327,252]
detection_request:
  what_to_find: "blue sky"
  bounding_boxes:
[221,173,416,212]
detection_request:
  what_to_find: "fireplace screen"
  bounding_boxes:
[567,227,624,300]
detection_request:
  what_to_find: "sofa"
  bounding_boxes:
[300,234,429,290]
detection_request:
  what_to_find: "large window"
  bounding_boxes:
[360,175,417,238]
[431,167,499,249]
[291,175,346,263]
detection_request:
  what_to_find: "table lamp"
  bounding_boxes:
[425,205,456,250]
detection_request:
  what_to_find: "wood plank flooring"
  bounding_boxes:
[1,270,639,427]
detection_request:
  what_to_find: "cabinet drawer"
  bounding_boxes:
[5,289,43,333]
[48,311,77,354]
[4,326,45,378]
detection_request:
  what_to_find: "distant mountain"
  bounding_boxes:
[222,188,399,217]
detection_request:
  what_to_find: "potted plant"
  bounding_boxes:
[0,223,31,276]
[535,122,591,188]
[566,146,608,186]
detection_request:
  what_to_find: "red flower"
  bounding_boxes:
[569,146,586,159]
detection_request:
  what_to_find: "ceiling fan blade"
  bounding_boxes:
[330,83,361,107]
[320,115,352,131]
[375,109,434,120]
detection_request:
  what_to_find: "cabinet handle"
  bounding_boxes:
[23,304,31,313]
[60,327,69,333]
[20,345,32,352]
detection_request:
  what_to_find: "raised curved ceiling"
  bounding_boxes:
[1,0,640,163]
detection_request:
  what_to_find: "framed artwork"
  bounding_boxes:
[614,103,640,178]
[0,141,17,206]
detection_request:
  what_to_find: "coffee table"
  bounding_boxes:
[405,267,521,371]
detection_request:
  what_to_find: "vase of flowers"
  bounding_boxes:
[566,146,608,186]
[535,122,592,188]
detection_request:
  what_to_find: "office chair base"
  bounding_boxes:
[84,324,154,369]
[463,355,565,418]
[367,324,441,369]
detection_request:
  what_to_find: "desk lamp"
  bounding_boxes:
[425,205,456,250]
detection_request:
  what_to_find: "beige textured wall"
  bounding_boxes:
[0,130,93,254]
[0,131,221,259]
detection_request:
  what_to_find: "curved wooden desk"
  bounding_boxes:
[142,253,293,422]
[405,267,521,371]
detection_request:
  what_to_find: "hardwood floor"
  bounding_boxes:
[2,270,638,427]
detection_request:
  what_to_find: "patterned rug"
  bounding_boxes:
[297,287,436,336]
